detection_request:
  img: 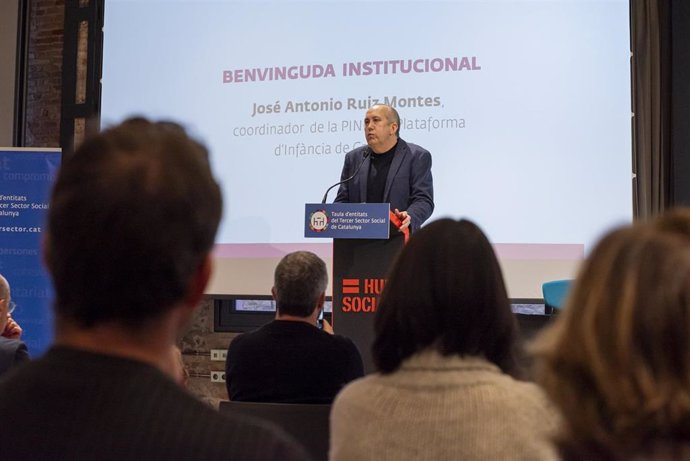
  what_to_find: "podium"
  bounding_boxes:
[305,203,406,373]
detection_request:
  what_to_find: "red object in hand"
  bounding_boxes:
[389,210,410,243]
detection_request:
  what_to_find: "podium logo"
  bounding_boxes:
[341,278,385,313]
[342,278,360,294]
[309,210,329,232]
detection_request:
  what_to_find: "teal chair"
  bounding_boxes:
[542,280,572,314]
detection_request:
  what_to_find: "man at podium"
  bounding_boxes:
[334,104,434,232]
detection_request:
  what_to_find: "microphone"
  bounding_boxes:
[321,148,370,204]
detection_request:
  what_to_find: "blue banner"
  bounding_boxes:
[305,203,390,239]
[0,148,61,356]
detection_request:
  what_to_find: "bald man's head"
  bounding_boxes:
[0,274,10,332]
[0,274,9,301]
[364,104,400,153]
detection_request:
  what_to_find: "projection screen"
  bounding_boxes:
[101,0,632,298]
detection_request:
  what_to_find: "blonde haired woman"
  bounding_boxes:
[534,225,690,460]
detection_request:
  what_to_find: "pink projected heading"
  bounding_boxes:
[223,56,482,84]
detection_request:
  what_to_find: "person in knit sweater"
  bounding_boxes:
[0,118,307,461]
[533,223,690,461]
[329,218,559,461]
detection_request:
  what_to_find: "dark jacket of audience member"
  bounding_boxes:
[330,218,558,461]
[0,338,29,376]
[533,224,690,461]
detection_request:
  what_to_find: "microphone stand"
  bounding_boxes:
[321,149,370,204]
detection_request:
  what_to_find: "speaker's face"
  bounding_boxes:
[364,105,398,153]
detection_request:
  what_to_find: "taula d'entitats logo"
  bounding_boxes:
[309,209,329,232]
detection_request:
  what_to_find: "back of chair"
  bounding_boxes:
[542,279,572,314]
[219,400,331,461]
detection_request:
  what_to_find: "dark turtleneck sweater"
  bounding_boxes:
[366,141,398,203]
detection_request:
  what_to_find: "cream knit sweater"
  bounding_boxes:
[329,350,559,461]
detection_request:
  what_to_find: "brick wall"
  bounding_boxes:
[25,0,64,147]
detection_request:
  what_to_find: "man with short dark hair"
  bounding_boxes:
[226,251,364,403]
[0,274,29,375]
[0,118,306,460]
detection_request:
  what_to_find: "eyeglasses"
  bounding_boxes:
[2,299,15,315]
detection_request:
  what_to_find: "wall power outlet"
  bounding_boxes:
[210,349,227,361]
[210,371,226,383]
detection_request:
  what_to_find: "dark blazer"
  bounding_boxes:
[0,337,30,377]
[334,138,434,231]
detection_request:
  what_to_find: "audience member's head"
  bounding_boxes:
[272,251,328,319]
[533,225,690,460]
[372,218,519,375]
[652,206,690,236]
[45,117,222,333]
[0,273,22,340]
[0,274,29,374]
[0,274,11,333]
